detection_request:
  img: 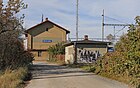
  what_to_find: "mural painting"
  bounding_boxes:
[77,48,101,63]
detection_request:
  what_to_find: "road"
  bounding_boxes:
[26,62,129,88]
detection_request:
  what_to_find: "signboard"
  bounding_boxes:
[108,47,114,52]
[42,40,52,43]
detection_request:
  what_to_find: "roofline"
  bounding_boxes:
[30,49,48,51]
[64,41,111,47]
[25,19,70,34]
[72,41,111,44]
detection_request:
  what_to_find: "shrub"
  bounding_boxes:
[48,42,65,63]
[0,67,29,88]
[92,17,140,88]
[0,31,33,70]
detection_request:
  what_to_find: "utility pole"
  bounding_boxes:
[102,10,132,42]
[102,9,104,41]
[113,26,116,42]
[76,0,79,41]
[41,14,44,22]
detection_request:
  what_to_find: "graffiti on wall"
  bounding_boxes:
[77,48,101,63]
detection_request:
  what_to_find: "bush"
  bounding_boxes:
[94,33,139,87]
[48,42,65,63]
[0,67,29,88]
[0,31,33,70]
[91,17,140,88]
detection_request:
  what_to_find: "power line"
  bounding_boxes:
[102,10,133,42]
[104,23,131,26]
[105,16,128,24]
[115,26,126,35]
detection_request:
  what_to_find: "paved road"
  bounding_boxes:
[26,62,129,88]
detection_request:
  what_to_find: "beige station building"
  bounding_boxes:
[25,18,70,61]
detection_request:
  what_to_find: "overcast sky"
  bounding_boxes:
[15,0,140,39]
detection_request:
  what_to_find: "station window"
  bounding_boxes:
[46,28,48,31]
[38,51,42,57]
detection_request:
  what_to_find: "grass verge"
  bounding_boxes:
[0,67,32,88]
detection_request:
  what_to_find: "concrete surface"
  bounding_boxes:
[26,62,129,88]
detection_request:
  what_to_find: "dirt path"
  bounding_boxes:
[26,62,129,88]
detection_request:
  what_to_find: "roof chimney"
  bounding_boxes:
[41,14,44,22]
[46,18,48,21]
[84,35,88,40]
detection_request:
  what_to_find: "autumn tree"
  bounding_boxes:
[0,0,27,33]
[0,0,33,70]
[93,16,140,88]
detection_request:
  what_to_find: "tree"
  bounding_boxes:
[94,16,140,88]
[115,18,140,87]
[0,31,33,70]
[48,42,65,61]
[0,0,27,33]
[0,0,33,70]
[106,34,114,41]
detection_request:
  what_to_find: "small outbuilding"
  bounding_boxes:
[64,35,111,64]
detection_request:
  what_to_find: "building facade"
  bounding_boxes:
[26,18,70,61]
[64,35,111,64]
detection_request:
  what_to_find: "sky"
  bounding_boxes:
[4,0,140,39]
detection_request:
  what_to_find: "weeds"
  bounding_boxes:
[0,67,30,88]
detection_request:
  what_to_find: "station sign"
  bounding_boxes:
[42,40,52,43]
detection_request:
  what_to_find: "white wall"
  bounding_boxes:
[23,38,27,50]
[65,45,74,64]
[20,34,28,50]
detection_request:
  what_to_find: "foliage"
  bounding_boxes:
[47,42,65,63]
[0,1,32,87]
[0,31,33,70]
[92,16,140,88]
[0,67,30,88]
[48,42,65,57]
[0,0,33,70]
[0,0,27,32]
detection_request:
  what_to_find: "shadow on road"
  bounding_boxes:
[33,73,93,80]
[30,62,91,79]
[27,62,129,88]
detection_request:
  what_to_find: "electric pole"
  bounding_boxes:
[76,0,79,41]
[102,9,104,41]
[41,14,44,22]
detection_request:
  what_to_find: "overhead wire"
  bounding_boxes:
[104,15,129,37]
[104,16,129,24]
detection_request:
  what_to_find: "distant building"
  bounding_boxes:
[25,18,70,61]
[18,34,28,50]
[64,35,111,64]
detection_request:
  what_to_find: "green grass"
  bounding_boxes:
[0,67,30,88]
